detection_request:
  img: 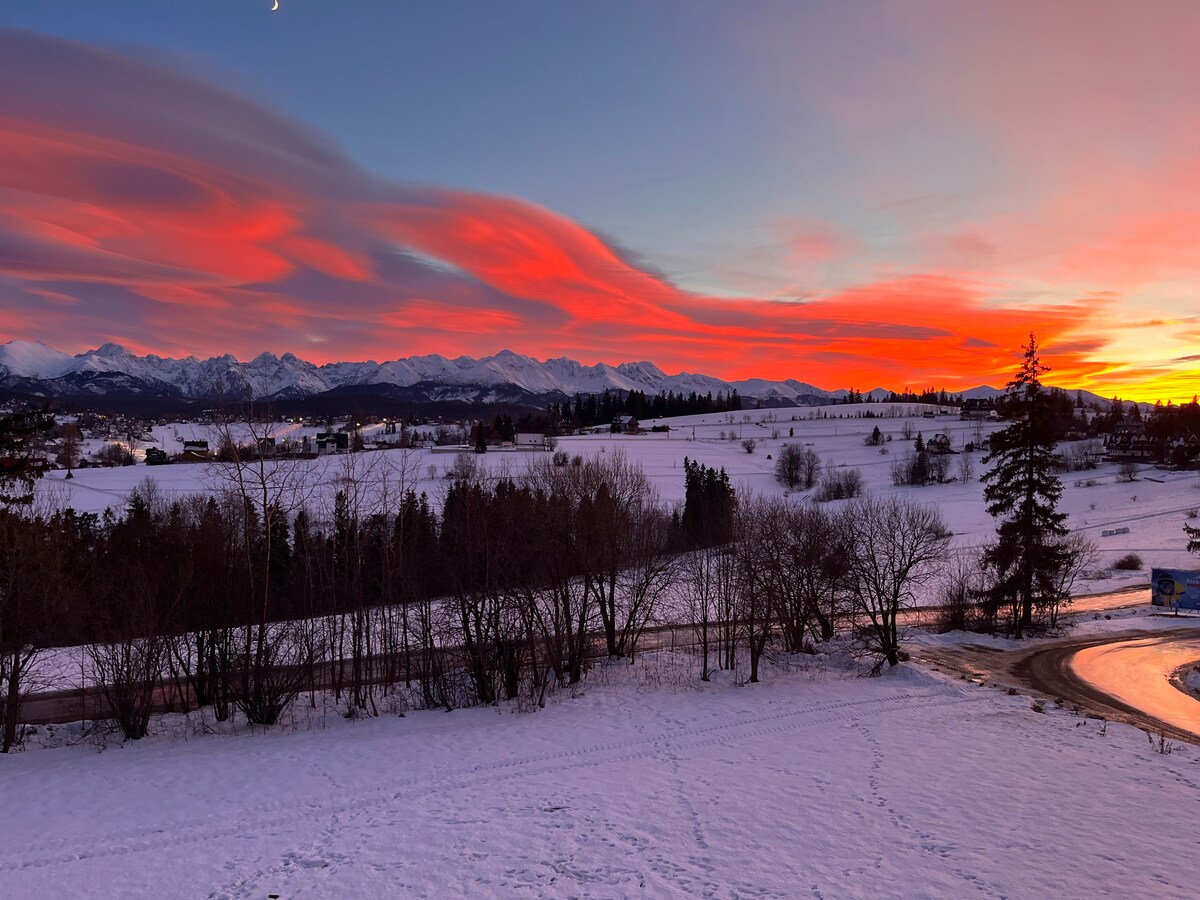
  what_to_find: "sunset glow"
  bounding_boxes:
[1,3,1198,400]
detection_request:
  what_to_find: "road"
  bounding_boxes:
[1070,632,1200,739]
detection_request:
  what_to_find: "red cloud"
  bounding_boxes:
[0,29,1193,400]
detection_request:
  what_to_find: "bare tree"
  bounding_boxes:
[0,503,77,751]
[686,545,724,681]
[734,495,787,683]
[209,412,317,724]
[957,448,975,484]
[934,546,988,633]
[1043,532,1099,628]
[845,496,950,672]
[775,444,820,489]
[56,423,83,479]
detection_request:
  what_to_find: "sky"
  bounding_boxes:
[0,1,1198,401]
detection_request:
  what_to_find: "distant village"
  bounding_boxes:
[2,388,1198,474]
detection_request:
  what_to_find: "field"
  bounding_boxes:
[7,403,1200,898]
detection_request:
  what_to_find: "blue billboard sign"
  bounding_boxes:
[1151,568,1200,611]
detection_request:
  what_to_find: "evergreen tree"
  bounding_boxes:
[681,457,735,547]
[981,334,1069,637]
[0,410,54,506]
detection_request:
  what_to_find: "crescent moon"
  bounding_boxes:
[271,0,279,9]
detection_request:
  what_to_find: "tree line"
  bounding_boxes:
[550,387,743,430]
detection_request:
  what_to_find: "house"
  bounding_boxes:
[469,424,505,448]
[316,431,349,454]
[927,433,953,454]
[1104,424,1154,461]
[256,437,276,456]
[1166,432,1200,467]
[144,447,170,465]
[515,432,548,450]
[612,415,640,434]
[179,439,210,462]
[961,398,997,420]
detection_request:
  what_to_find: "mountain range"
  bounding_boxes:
[0,340,1107,414]
[0,340,847,410]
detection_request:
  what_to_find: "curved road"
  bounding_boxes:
[1013,627,1200,744]
[1071,633,1200,738]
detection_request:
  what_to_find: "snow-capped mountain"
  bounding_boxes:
[0,340,843,407]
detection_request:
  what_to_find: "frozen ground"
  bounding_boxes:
[2,652,1198,899]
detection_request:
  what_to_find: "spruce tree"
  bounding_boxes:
[1186,522,1200,556]
[981,334,1069,637]
[0,410,54,506]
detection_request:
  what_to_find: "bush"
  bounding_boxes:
[1113,553,1143,571]
[814,468,864,502]
[552,450,570,467]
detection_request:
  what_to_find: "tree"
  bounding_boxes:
[0,410,54,506]
[774,443,819,489]
[55,423,83,479]
[681,457,735,547]
[741,438,757,454]
[980,334,1069,638]
[846,496,949,671]
[1186,522,1200,556]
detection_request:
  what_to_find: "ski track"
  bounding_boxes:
[0,686,984,884]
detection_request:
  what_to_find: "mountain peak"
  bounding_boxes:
[0,340,76,379]
[87,341,134,358]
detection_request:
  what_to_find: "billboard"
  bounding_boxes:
[1151,568,1200,611]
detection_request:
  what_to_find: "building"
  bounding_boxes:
[515,432,548,450]
[316,431,350,454]
[927,433,953,454]
[961,398,997,420]
[1104,424,1154,462]
[179,439,210,462]
[612,415,640,434]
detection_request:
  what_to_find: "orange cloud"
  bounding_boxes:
[1,28,1192,400]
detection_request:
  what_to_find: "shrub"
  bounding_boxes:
[1113,553,1143,571]
[814,468,864,502]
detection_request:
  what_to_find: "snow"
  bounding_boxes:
[0,340,837,401]
[0,340,76,379]
[1,655,1197,898]
[10,403,1200,896]
[40,403,1200,576]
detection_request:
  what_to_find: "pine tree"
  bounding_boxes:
[0,410,54,506]
[981,334,1068,637]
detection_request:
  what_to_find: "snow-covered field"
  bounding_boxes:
[42,403,1200,576]
[9,403,1200,898]
[3,652,1198,899]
